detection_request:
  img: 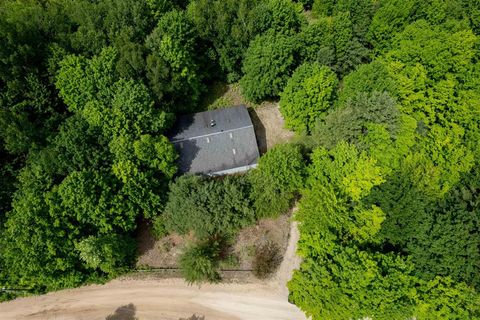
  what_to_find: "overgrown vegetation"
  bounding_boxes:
[179,240,221,284]
[252,241,282,279]
[1,0,480,318]
[285,0,480,319]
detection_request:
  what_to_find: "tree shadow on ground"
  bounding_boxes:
[248,108,267,155]
[198,82,230,111]
[135,219,156,258]
[179,314,206,320]
[105,303,137,320]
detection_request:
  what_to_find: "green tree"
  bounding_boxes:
[163,175,255,238]
[297,18,335,66]
[315,91,400,149]
[368,0,472,53]
[289,143,413,320]
[0,166,85,291]
[370,168,480,289]
[313,0,375,41]
[336,60,397,106]
[145,10,204,111]
[415,276,480,319]
[75,234,136,275]
[332,11,369,76]
[254,0,304,36]
[47,169,137,233]
[187,0,261,82]
[280,63,337,133]
[133,134,178,177]
[298,9,370,77]
[250,144,306,218]
[66,0,153,55]
[240,31,299,102]
[385,20,476,83]
[290,142,480,320]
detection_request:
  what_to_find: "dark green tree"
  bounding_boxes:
[298,18,335,66]
[187,0,261,82]
[145,10,204,111]
[315,91,400,149]
[240,31,299,102]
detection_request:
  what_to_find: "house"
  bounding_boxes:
[169,105,260,176]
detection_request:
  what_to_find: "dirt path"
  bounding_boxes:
[0,223,305,320]
[269,221,302,298]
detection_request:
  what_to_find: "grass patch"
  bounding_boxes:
[199,82,278,111]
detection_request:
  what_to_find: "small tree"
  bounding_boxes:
[280,62,337,133]
[180,240,221,284]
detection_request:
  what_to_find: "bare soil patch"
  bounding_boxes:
[136,221,188,269]
[135,214,291,272]
[232,214,290,270]
[249,104,295,154]
[197,81,295,154]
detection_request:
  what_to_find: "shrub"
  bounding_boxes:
[179,240,221,284]
[253,241,282,279]
[152,215,168,239]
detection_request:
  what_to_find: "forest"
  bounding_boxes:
[1,0,480,319]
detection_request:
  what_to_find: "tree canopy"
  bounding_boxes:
[1,0,480,315]
[280,63,337,133]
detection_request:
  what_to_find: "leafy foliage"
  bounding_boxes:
[75,234,136,275]
[187,0,257,82]
[240,31,299,102]
[151,215,168,239]
[289,5,480,319]
[179,240,221,284]
[280,63,337,133]
[301,4,371,76]
[289,142,480,320]
[250,144,306,218]
[163,175,255,238]
[1,43,177,293]
[315,91,400,149]
[145,10,204,111]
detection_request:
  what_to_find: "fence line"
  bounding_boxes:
[135,267,253,273]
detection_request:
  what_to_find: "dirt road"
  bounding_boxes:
[0,223,305,320]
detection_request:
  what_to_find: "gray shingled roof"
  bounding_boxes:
[169,105,260,175]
